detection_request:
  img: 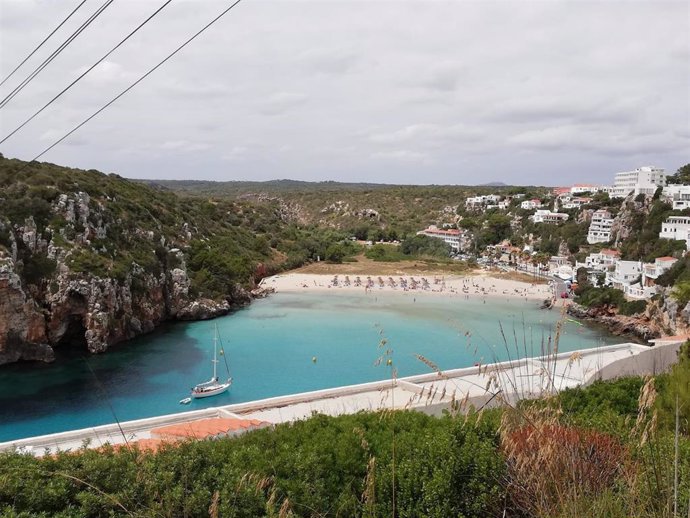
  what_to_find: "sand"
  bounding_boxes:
[260,271,555,302]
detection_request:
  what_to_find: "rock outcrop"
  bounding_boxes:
[0,159,276,366]
[567,293,690,342]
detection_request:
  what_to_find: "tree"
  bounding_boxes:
[667,163,690,185]
[325,243,346,263]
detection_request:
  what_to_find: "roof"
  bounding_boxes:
[572,183,596,187]
[422,227,461,235]
[656,256,677,262]
[600,249,620,256]
[151,418,269,440]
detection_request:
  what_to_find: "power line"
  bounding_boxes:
[30,0,244,163]
[0,0,88,88]
[0,0,115,110]
[0,0,173,146]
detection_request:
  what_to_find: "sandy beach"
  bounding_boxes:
[260,272,555,302]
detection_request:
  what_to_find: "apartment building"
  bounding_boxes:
[659,216,690,241]
[417,226,466,252]
[609,166,666,198]
[587,209,614,244]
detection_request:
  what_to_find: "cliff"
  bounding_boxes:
[0,156,279,365]
[567,290,690,342]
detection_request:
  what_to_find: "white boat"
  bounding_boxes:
[191,325,232,399]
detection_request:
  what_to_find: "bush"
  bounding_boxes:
[618,299,647,316]
[0,411,505,517]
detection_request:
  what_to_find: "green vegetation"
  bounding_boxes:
[575,285,647,315]
[1,369,688,517]
[619,199,686,262]
[666,163,690,185]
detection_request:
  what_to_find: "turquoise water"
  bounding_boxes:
[0,291,619,442]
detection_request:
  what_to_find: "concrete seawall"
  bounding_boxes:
[1,339,683,455]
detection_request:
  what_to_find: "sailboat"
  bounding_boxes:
[190,324,232,399]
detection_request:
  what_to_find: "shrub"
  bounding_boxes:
[503,424,626,517]
[618,299,647,316]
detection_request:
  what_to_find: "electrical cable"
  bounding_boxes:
[0,0,115,110]
[0,0,88,88]
[29,0,244,163]
[0,0,173,145]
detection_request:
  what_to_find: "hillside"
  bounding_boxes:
[144,179,551,239]
[0,156,287,365]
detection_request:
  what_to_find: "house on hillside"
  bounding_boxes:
[570,184,603,194]
[581,249,620,271]
[562,197,592,209]
[660,216,690,248]
[607,260,643,290]
[642,257,678,287]
[530,210,569,224]
[521,199,542,210]
[662,185,690,210]
[587,209,614,244]
[417,225,468,252]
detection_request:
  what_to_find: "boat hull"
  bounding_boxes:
[191,382,231,399]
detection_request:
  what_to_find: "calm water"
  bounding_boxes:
[0,291,620,441]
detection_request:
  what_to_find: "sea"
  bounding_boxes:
[0,290,622,442]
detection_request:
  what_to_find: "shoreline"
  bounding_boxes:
[2,340,682,454]
[260,272,555,302]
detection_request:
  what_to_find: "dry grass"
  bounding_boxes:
[485,269,550,285]
[292,254,473,275]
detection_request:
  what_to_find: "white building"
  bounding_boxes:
[662,184,690,210]
[583,249,620,271]
[570,184,602,194]
[417,226,465,252]
[562,197,592,209]
[607,260,643,290]
[587,209,614,244]
[609,166,666,198]
[642,257,678,287]
[465,195,502,210]
[530,210,569,224]
[659,216,690,241]
[520,199,542,210]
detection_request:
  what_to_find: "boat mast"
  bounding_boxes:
[212,324,219,380]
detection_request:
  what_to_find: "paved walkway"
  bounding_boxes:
[1,340,682,456]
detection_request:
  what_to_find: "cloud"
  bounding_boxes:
[79,61,135,85]
[508,125,690,155]
[0,0,686,184]
[371,150,428,162]
[369,124,484,146]
[259,92,308,116]
[159,140,211,152]
[297,47,359,75]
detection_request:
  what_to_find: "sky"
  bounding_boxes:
[0,0,688,186]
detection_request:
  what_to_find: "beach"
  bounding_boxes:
[260,271,555,302]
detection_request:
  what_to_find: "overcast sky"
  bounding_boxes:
[0,0,688,185]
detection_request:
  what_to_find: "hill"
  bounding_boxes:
[143,179,550,240]
[0,156,287,364]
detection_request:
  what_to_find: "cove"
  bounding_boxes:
[0,291,621,442]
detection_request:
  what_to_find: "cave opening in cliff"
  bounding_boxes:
[57,315,88,352]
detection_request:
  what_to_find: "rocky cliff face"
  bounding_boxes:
[0,160,276,366]
[0,241,243,365]
[567,291,690,342]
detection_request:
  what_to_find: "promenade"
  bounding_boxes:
[1,338,683,456]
